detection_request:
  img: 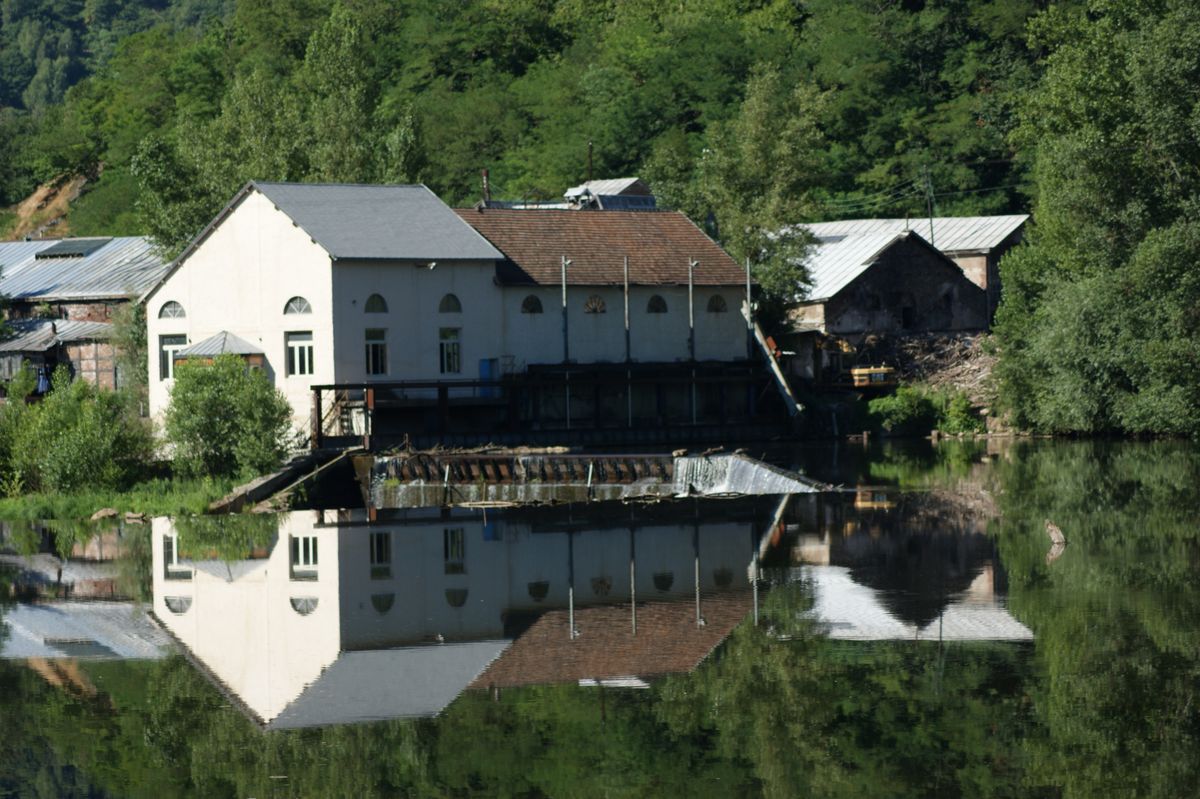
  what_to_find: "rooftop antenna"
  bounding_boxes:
[586,141,593,183]
[481,169,491,204]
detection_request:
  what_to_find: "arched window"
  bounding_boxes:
[527,580,550,602]
[439,293,462,313]
[583,295,606,314]
[445,588,469,608]
[653,571,674,592]
[371,593,395,614]
[158,301,185,319]
[290,597,319,616]
[521,295,543,314]
[365,294,388,313]
[284,296,312,314]
[591,576,612,596]
[647,295,668,313]
[164,596,192,614]
[707,294,728,313]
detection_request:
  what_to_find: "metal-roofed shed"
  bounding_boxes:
[0,236,167,303]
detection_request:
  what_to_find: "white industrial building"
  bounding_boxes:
[144,182,752,431]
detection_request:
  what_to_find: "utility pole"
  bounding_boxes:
[922,165,936,247]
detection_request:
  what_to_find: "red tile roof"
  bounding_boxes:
[453,208,747,286]
[468,590,752,689]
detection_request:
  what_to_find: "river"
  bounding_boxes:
[1,439,1196,797]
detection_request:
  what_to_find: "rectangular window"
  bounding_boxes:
[290,534,318,580]
[443,527,465,574]
[365,328,387,376]
[439,328,461,374]
[159,335,187,380]
[369,531,391,579]
[286,331,314,376]
[163,534,193,581]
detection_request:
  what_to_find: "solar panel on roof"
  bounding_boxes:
[34,238,113,259]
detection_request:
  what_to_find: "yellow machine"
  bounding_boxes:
[849,366,897,389]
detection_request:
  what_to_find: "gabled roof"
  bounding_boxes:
[0,319,113,353]
[804,215,1028,254]
[254,182,503,261]
[0,236,167,302]
[268,642,511,729]
[802,231,912,302]
[565,177,651,198]
[453,208,746,286]
[176,331,264,358]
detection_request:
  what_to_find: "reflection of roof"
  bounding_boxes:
[176,331,264,358]
[0,319,113,353]
[804,216,1028,254]
[800,565,1032,641]
[0,236,167,301]
[2,602,171,659]
[253,182,504,261]
[269,642,510,729]
[454,208,745,286]
[470,590,752,689]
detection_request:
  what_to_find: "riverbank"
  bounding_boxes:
[0,477,233,521]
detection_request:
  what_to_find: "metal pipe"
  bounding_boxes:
[623,256,631,363]
[629,527,637,636]
[561,256,571,363]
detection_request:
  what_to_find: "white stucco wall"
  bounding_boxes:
[500,284,751,368]
[147,189,335,425]
[330,259,502,385]
[151,514,341,724]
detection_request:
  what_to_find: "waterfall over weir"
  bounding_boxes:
[366,451,828,509]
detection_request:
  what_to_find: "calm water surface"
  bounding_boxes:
[1,440,1198,797]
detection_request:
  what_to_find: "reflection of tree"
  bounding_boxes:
[994,441,1200,798]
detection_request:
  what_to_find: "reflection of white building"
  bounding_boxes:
[797,563,1032,641]
[151,505,760,728]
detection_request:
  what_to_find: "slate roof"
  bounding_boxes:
[254,182,503,261]
[176,331,264,358]
[268,642,511,729]
[469,591,752,689]
[453,208,746,286]
[0,319,113,353]
[0,236,167,301]
[804,215,1028,254]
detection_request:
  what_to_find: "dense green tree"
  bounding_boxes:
[993,0,1200,433]
[164,353,295,478]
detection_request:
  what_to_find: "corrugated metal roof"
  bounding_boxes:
[177,331,264,358]
[0,319,113,353]
[804,215,1028,254]
[454,207,746,286]
[254,182,504,261]
[0,236,167,301]
[803,231,905,302]
[2,602,170,660]
[35,237,112,259]
[565,177,648,197]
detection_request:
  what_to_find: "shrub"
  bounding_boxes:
[7,366,155,492]
[165,354,295,479]
[868,385,983,436]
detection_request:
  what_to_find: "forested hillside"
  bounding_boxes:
[1,0,1040,253]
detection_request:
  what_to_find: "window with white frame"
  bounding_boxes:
[439,328,461,374]
[163,534,193,581]
[290,535,318,580]
[370,531,391,579]
[365,328,387,375]
[286,331,314,376]
[444,527,465,574]
[159,335,187,380]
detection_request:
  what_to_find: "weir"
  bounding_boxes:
[363,450,829,510]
